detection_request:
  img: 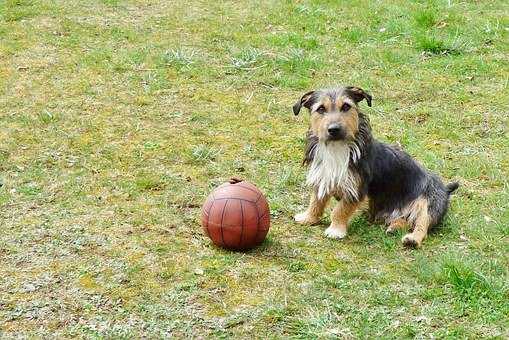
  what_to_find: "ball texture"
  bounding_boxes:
[201,179,270,250]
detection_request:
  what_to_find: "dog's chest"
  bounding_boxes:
[306,143,358,200]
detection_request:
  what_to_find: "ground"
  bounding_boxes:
[1,0,508,338]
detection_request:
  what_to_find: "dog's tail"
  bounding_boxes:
[446,181,459,195]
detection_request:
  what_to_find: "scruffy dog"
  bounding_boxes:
[293,86,459,248]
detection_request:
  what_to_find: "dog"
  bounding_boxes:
[292,86,459,248]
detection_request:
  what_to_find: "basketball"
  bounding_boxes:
[201,178,270,250]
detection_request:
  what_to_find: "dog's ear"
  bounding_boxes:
[293,90,316,115]
[345,86,372,107]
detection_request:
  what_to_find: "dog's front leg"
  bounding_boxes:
[324,199,360,239]
[294,189,330,225]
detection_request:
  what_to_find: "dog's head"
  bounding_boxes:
[293,86,372,143]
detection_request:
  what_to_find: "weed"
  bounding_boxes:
[229,48,264,70]
[162,48,196,70]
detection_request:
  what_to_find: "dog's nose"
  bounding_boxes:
[327,124,346,140]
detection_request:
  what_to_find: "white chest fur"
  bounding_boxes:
[306,142,358,201]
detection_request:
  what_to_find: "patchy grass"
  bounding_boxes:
[1,0,508,338]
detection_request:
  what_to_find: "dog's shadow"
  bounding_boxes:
[315,211,454,248]
[238,211,456,255]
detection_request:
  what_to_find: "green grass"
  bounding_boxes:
[1,0,508,338]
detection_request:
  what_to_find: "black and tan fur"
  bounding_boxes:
[293,86,459,248]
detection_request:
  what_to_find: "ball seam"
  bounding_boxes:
[219,200,228,248]
[253,200,260,243]
[239,200,244,249]
[237,183,260,195]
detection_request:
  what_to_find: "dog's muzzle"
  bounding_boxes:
[327,123,347,141]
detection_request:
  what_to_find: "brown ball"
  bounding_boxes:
[201,179,270,250]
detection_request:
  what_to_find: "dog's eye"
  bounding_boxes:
[316,105,326,114]
[341,103,351,111]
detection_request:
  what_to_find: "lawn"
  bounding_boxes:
[1,0,508,338]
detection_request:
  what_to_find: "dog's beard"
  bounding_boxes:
[306,141,358,200]
[306,142,357,199]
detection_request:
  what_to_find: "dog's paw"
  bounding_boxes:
[294,212,318,225]
[402,234,421,248]
[324,225,347,239]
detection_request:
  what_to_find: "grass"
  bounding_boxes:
[1,0,508,338]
